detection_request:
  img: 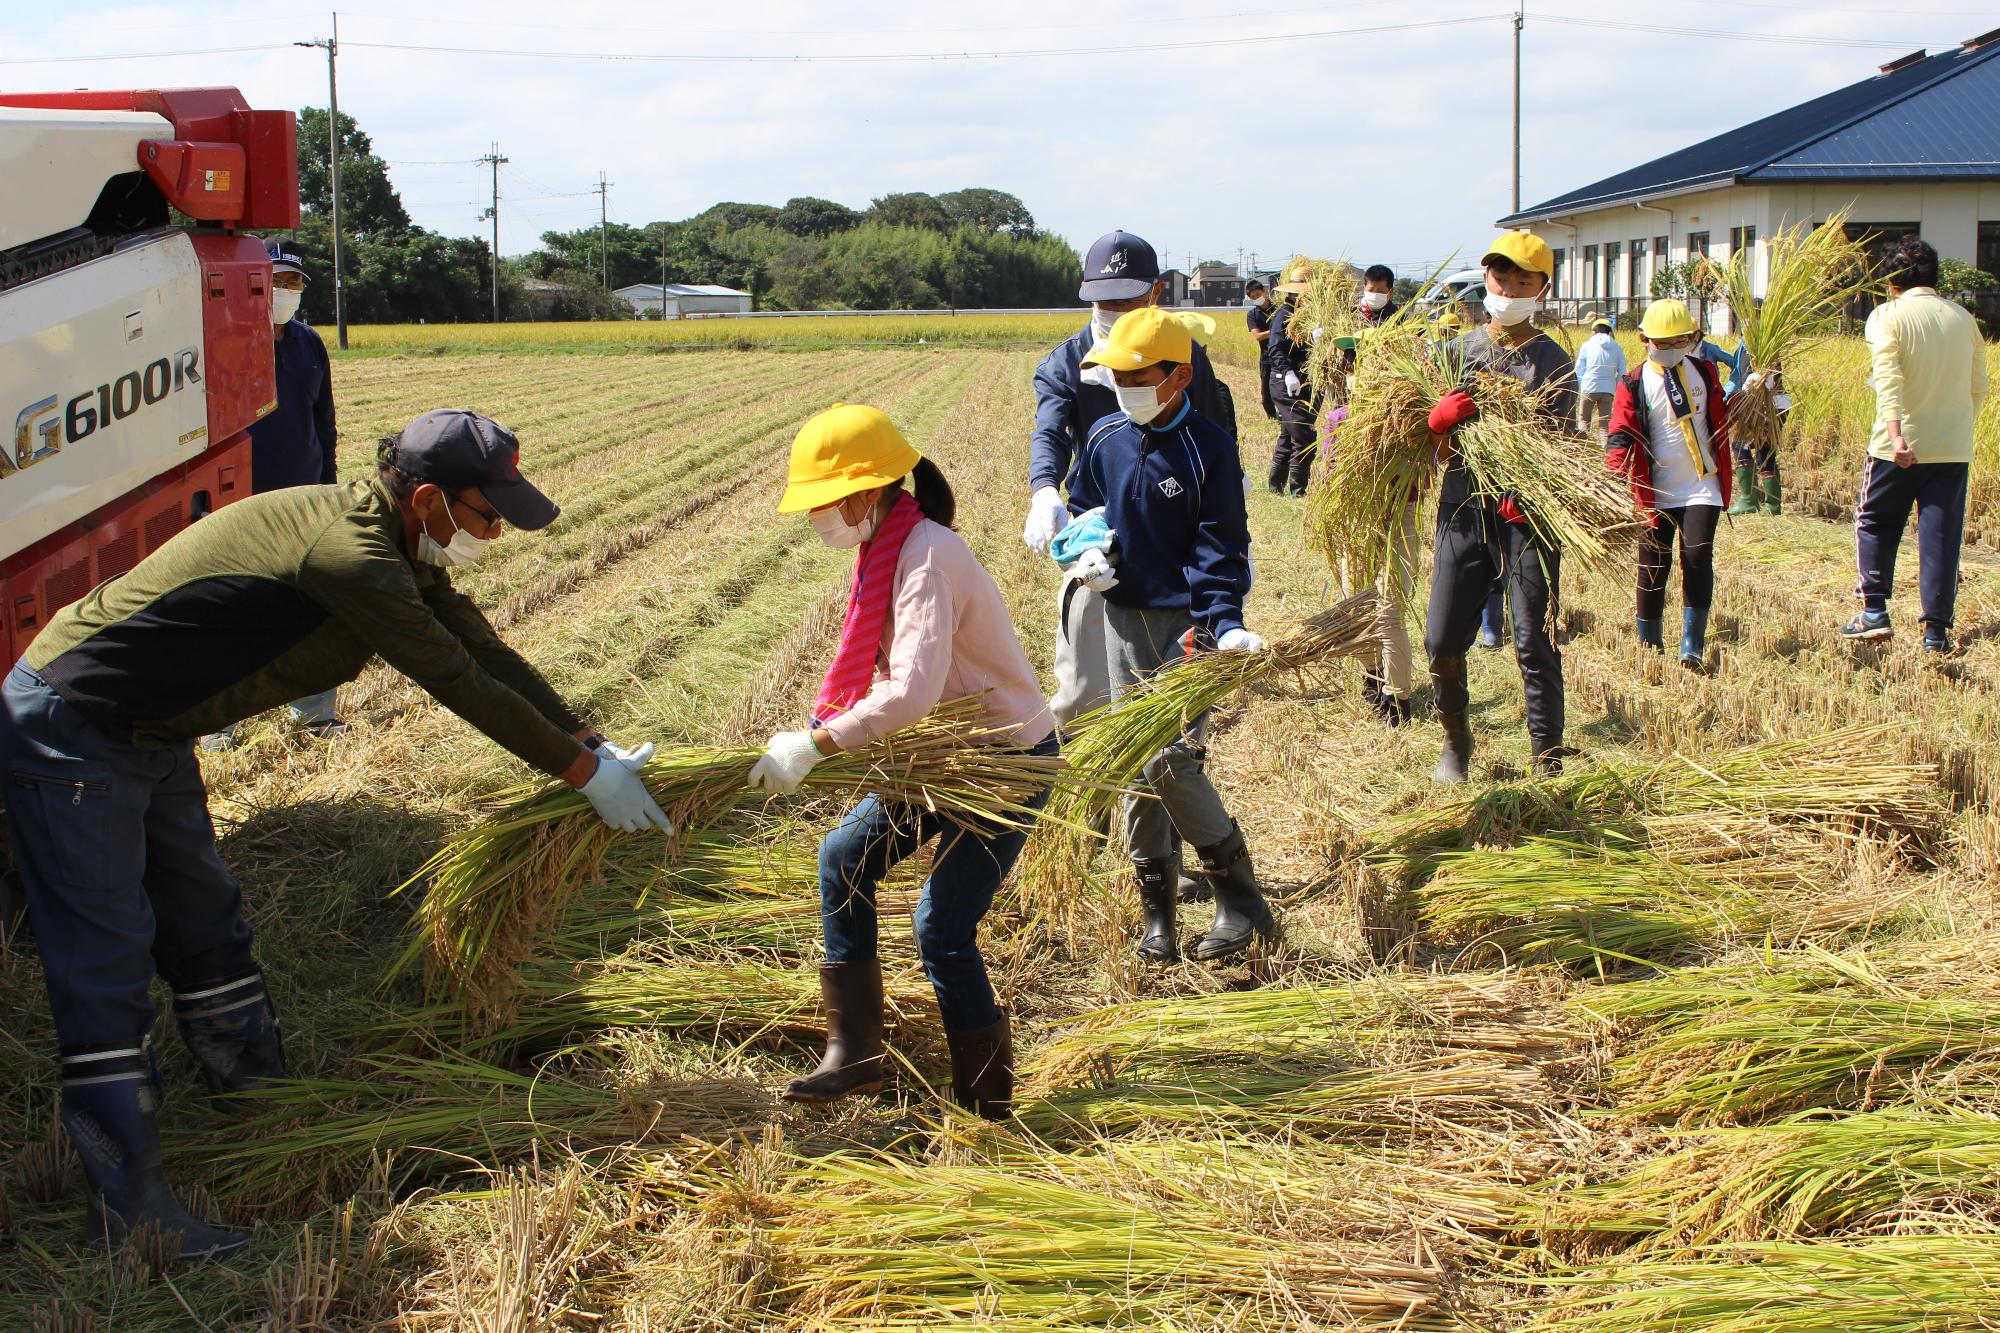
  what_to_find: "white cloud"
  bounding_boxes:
[6,0,1989,270]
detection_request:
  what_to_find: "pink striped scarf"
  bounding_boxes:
[812,490,924,725]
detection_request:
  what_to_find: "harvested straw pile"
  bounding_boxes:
[1720,206,1881,457]
[1526,1231,2000,1331]
[1305,331,1445,584]
[396,699,1070,1030]
[1016,593,1381,937]
[1533,1105,2000,1250]
[1283,256,1364,402]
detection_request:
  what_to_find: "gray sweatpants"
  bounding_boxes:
[1051,576,1112,731]
[1104,603,1235,862]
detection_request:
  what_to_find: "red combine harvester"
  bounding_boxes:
[1,86,297,666]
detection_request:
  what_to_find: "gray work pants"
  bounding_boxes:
[1103,603,1235,862]
[1051,576,1112,732]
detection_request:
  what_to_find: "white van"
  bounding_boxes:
[1415,267,1489,311]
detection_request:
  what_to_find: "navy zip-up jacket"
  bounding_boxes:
[248,318,337,492]
[1029,322,1229,494]
[1066,398,1252,638]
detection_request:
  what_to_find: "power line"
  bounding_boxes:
[0,42,290,64]
[1533,12,1938,48]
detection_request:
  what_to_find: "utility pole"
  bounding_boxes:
[295,12,346,349]
[1511,0,1524,216]
[477,143,508,322]
[594,172,611,288]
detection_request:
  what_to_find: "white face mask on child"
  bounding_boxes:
[810,503,878,549]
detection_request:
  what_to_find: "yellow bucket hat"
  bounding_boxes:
[778,403,922,513]
[1081,306,1194,371]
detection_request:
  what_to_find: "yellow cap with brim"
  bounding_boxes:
[1481,230,1554,277]
[1639,298,1697,340]
[1171,311,1217,345]
[778,403,922,513]
[1081,305,1194,371]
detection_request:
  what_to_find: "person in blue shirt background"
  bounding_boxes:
[1574,315,1627,436]
[203,239,343,747]
[1058,306,1277,967]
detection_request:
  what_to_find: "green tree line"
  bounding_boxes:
[285,109,1079,323]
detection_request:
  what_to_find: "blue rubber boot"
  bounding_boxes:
[1476,592,1505,649]
[1635,617,1664,651]
[60,1041,248,1263]
[172,968,286,1098]
[1680,607,1710,671]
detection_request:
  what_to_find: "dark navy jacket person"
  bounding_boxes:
[249,238,337,492]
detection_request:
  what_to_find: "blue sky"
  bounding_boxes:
[7,0,1995,274]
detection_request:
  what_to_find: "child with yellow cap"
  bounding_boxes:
[1058,307,1277,964]
[748,404,1056,1120]
[1605,298,1734,669]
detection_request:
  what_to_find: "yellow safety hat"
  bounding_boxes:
[777,403,922,513]
[1081,305,1194,371]
[1481,230,1554,277]
[1171,310,1217,345]
[1638,298,1697,340]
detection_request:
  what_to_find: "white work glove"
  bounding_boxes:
[1217,627,1265,653]
[1022,486,1070,555]
[1283,372,1303,397]
[1741,371,1763,391]
[747,730,824,795]
[597,739,653,771]
[1309,325,1325,344]
[580,753,675,834]
[1070,546,1119,593]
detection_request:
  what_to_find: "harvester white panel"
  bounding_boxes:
[2,232,210,551]
[0,107,170,252]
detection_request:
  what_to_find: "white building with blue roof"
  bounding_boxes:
[1499,30,2000,328]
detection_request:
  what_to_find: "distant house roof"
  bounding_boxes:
[614,282,752,299]
[1499,37,2000,226]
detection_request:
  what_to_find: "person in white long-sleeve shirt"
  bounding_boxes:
[1574,316,1627,435]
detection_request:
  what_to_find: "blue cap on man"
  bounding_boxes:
[266,238,308,278]
[388,408,561,531]
[1078,230,1160,302]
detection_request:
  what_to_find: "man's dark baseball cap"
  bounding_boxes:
[266,238,307,278]
[389,409,559,530]
[1078,229,1160,302]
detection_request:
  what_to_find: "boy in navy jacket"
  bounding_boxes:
[1061,307,1276,965]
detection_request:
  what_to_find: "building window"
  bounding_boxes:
[1729,225,1757,256]
[1603,241,1621,304]
[1630,239,1647,300]
[1583,244,1599,301]
[1552,248,1566,298]
[1979,222,2000,280]
[1687,230,1710,264]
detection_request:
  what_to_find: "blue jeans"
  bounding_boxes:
[817,736,1055,1032]
[1,662,254,1054]
[1855,458,1969,631]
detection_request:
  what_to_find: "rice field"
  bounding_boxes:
[1,322,1997,1329]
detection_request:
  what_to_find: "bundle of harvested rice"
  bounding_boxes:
[1414,833,1889,970]
[1579,943,2000,1123]
[1377,724,1943,870]
[1532,1106,2000,1250]
[1524,1231,2000,1332]
[1017,593,1381,934]
[1720,206,1881,457]
[1305,331,1447,584]
[394,699,1074,1029]
[201,1052,770,1210]
[1282,255,1364,401]
[714,1148,1448,1330]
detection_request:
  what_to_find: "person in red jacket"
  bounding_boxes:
[1604,299,1732,670]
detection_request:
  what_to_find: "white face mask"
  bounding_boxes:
[1648,344,1691,369]
[1360,290,1391,312]
[417,505,492,567]
[271,287,303,324]
[810,502,878,550]
[1089,306,1122,345]
[1483,289,1543,327]
[1114,380,1170,427]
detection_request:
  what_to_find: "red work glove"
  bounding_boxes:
[1427,389,1476,436]
[1497,495,1528,525]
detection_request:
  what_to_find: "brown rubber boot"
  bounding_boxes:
[782,961,885,1104]
[944,1012,1014,1120]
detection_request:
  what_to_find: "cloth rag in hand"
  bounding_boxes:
[1048,506,1116,567]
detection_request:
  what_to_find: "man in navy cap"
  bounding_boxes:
[0,409,669,1264]
[204,239,343,744]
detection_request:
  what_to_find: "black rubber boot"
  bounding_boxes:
[1134,858,1180,962]
[1360,669,1384,707]
[944,1012,1013,1120]
[783,962,885,1103]
[60,1043,248,1264]
[1532,736,1567,778]
[1191,824,1277,962]
[1434,711,1474,784]
[1170,839,1210,904]
[172,967,286,1099]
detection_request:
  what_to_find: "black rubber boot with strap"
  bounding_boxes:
[1134,857,1180,962]
[1192,823,1277,962]
[783,961,885,1103]
[172,967,286,1100]
[1434,711,1474,784]
[944,1012,1014,1120]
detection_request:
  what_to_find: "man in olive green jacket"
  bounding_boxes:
[0,408,669,1263]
